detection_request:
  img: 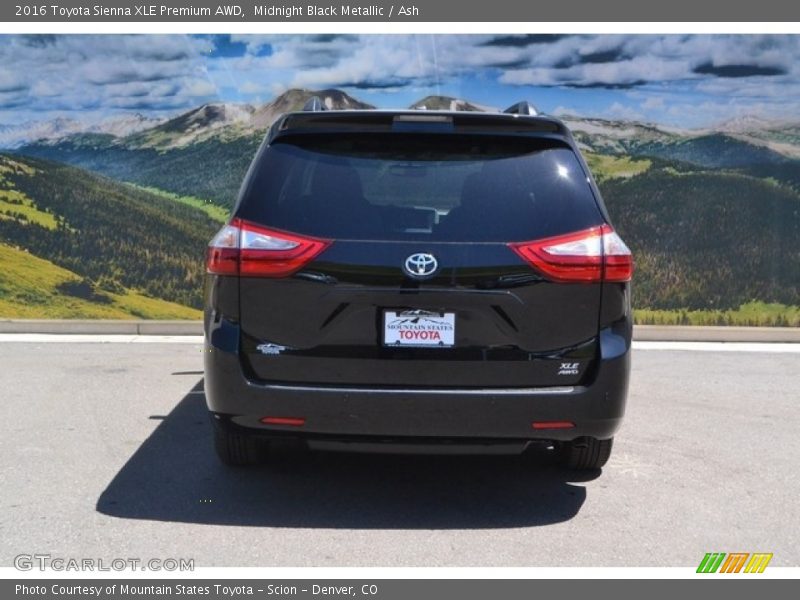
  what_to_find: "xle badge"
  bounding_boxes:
[558,362,580,376]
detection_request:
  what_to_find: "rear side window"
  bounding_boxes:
[236,134,603,242]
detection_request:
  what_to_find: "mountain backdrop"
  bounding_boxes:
[2,88,799,322]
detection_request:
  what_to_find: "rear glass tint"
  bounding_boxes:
[237,134,603,242]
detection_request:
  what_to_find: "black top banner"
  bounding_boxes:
[4,0,800,22]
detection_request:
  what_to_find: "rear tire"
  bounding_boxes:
[212,417,269,466]
[559,437,613,470]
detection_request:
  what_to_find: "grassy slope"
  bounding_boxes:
[8,135,800,325]
[0,157,58,229]
[0,243,200,319]
[125,183,228,223]
[0,153,220,309]
[600,166,800,310]
[16,133,260,208]
[584,153,652,182]
[635,302,800,327]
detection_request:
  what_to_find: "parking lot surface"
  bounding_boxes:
[1,341,797,567]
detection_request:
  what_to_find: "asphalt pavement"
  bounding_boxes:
[0,340,797,567]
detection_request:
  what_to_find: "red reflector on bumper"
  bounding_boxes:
[261,416,306,427]
[532,421,575,430]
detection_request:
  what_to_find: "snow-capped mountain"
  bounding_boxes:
[0,117,84,149]
[85,113,166,138]
[118,89,373,149]
[0,113,164,149]
[9,88,800,165]
[250,88,374,129]
[124,103,256,149]
[408,95,491,112]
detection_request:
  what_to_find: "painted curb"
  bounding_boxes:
[0,320,798,342]
[634,325,800,343]
[0,319,201,335]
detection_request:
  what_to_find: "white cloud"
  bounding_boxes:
[183,79,218,97]
[0,35,217,115]
[0,70,28,93]
[3,34,800,128]
[239,81,269,95]
[641,96,665,110]
[604,101,646,121]
[552,105,582,117]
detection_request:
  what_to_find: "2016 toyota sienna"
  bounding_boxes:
[203,100,633,470]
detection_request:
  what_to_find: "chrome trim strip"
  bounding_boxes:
[260,384,576,395]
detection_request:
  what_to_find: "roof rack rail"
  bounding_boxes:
[503,101,538,116]
[302,96,328,112]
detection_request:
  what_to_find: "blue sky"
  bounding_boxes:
[2,34,800,128]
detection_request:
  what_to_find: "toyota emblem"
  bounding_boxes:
[403,253,439,278]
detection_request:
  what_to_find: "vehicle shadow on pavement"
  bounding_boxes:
[96,380,597,529]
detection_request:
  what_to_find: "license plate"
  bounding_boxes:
[383,310,455,347]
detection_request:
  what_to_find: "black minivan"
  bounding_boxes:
[204,100,633,470]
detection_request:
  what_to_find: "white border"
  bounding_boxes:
[3,567,799,579]
[2,22,800,34]
[1,18,798,582]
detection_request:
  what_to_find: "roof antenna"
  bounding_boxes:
[503,101,538,116]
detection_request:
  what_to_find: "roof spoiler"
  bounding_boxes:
[503,101,538,116]
[302,96,328,112]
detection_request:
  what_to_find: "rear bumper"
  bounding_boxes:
[204,318,630,444]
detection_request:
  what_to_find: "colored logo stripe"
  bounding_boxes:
[720,553,749,573]
[697,552,773,573]
[697,553,726,573]
[744,553,773,573]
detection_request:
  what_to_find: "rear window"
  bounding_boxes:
[236,134,603,242]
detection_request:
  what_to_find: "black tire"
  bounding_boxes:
[559,437,613,470]
[212,417,269,466]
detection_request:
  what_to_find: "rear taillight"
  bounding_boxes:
[206,218,331,277]
[508,224,633,283]
[206,223,240,276]
[260,416,306,427]
[532,421,575,430]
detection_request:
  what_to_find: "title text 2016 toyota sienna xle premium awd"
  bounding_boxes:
[204,100,633,470]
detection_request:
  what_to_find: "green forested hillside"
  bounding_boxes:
[15,88,378,208]
[6,111,800,322]
[19,135,260,207]
[0,154,219,310]
[0,242,200,319]
[626,134,791,169]
[602,167,800,310]
[7,152,800,317]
